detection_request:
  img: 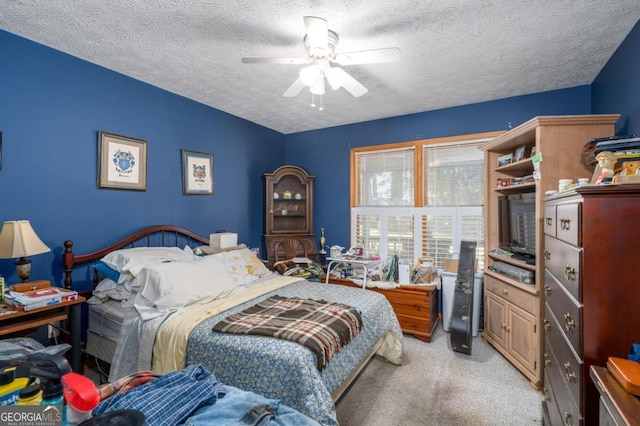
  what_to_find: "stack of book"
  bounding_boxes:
[582,135,640,166]
[5,285,78,311]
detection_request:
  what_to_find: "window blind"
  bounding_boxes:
[355,147,415,206]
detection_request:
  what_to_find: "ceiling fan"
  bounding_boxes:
[241,16,401,101]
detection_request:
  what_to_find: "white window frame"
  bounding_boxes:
[350,132,502,271]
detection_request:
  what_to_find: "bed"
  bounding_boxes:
[62,225,403,425]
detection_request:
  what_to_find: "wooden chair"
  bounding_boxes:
[273,237,308,263]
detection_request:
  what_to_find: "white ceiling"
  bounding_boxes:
[1,1,639,134]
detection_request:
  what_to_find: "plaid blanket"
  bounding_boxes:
[212,296,363,371]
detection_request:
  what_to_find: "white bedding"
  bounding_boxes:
[87,299,128,341]
[107,273,291,381]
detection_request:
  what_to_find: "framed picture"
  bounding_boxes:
[182,150,214,195]
[98,132,147,191]
[497,153,513,167]
[514,145,527,162]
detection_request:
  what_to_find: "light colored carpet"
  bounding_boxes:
[335,327,544,426]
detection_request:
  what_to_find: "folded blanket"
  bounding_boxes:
[212,296,363,371]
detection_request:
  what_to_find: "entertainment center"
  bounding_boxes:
[480,114,620,389]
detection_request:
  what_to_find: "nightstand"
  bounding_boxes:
[0,296,86,372]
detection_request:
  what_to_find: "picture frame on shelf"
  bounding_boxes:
[514,145,527,162]
[98,131,147,191]
[182,150,214,195]
[497,153,513,167]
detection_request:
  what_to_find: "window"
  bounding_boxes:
[351,133,499,271]
[356,147,414,206]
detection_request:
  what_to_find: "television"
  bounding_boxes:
[498,192,536,258]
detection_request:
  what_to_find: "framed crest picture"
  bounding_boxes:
[98,132,147,191]
[182,150,214,195]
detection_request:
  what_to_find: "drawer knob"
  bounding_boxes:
[544,284,551,296]
[564,266,576,281]
[560,218,571,230]
[544,353,551,367]
[545,217,552,226]
[563,313,576,331]
[502,288,509,295]
[544,250,551,260]
[543,318,551,331]
[563,361,576,382]
[564,412,573,425]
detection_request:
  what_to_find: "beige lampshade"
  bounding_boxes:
[0,220,51,259]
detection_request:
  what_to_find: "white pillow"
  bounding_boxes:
[133,256,236,320]
[199,248,270,286]
[90,278,134,302]
[101,246,196,275]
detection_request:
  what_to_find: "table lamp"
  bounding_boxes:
[0,220,51,282]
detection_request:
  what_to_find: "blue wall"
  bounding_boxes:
[0,30,285,286]
[1,17,638,287]
[592,20,640,135]
[285,87,593,249]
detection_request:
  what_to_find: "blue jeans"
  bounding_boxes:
[184,385,320,426]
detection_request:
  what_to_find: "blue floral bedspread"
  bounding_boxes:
[185,280,403,425]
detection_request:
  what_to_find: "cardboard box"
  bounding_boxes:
[210,233,238,249]
[5,287,79,311]
[443,258,478,273]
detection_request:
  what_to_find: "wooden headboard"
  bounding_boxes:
[62,225,209,292]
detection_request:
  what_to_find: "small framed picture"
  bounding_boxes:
[98,132,147,191]
[182,150,214,195]
[497,153,513,167]
[514,145,527,162]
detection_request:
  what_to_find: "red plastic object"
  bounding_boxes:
[61,372,100,411]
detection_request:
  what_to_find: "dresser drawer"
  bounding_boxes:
[543,368,563,426]
[397,315,431,335]
[556,202,581,246]
[544,334,583,426]
[544,270,582,353]
[484,274,536,313]
[383,287,433,309]
[544,235,582,302]
[544,204,556,237]
[544,303,583,409]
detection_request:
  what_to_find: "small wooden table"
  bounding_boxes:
[590,365,640,426]
[0,296,86,372]
[324,276,439,342]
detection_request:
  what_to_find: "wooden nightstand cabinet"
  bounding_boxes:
[325,277,438,342]
[0,296,85,372]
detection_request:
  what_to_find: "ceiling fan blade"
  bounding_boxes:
[333,47,402,66]
[303,16,328,54]
[336,68,368,97]
[283,78,305,97]
[241,57,310,65]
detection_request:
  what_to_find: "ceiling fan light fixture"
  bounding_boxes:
[300,64,321,86]
[325,67,345,90]
[309,77,325,95]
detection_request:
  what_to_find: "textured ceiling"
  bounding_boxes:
[1,1,639,134]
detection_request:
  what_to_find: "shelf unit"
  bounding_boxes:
[263,165,317,265]
[480,114,620,389]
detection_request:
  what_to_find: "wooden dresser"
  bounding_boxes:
[542,185,640,426]
[326,277,439,342]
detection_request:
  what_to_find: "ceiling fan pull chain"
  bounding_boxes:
[310,93,316,108]
[319,95,324,111]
